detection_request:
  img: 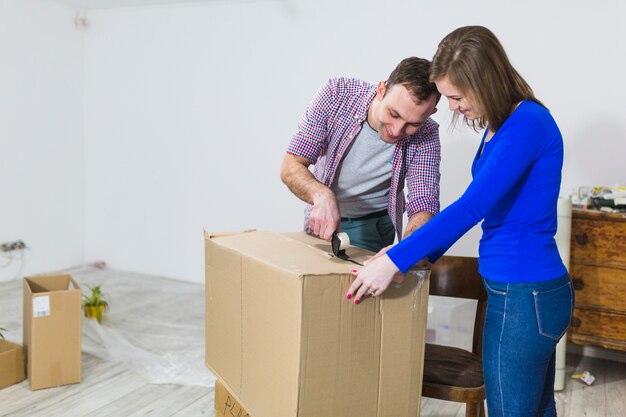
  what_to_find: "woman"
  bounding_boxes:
[347,26,573,417]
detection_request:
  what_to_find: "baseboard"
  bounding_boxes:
[567,342,626,363]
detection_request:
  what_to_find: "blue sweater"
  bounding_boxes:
[388,101,567,283]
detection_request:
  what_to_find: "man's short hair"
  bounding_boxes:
[386,57,441,104]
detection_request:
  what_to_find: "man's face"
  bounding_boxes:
[372,82,438,144]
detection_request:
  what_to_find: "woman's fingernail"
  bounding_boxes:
[346,293,352,299]
[355,299,360,305]
[351,269,357,273]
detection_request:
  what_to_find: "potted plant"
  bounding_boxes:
[82,285,109,323]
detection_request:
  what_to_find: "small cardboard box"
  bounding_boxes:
[426,295,476,350]
[23,274,82,390]
[205,230,430,417]
[215,378,251,417]
[0,339,25,389]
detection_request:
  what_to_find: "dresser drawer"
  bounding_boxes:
[570,216,626,268]
[569,308,626,351]
[570,263,626,312]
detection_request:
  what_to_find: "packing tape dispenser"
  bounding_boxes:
[331,232,363,266]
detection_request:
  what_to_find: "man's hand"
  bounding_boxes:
[309,190,341,241]
[281,153,341,240]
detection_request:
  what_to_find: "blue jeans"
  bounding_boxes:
[482,273,573,417]
[340,213,394,252]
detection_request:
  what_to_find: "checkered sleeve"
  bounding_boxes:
[405,120,441,217]
[286,79,338,164]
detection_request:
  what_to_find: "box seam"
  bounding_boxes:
[240,255,244,395]
[377,297,383,417]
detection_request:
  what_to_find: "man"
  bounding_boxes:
[280,57,441,252]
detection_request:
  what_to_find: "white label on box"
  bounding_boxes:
[33,295,51,317]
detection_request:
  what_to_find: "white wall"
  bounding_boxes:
[0,1,621,282]
[80,0,626,283]
[0,0,84,281]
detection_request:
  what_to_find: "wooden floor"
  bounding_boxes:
[1,266,624,417]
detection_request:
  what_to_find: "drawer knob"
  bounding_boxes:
[571,317,581,328]
[572,277,585,290]
[575,233,589,246]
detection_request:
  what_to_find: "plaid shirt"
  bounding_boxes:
[287,77,441,239]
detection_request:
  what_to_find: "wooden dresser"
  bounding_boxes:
[568,209,626,351]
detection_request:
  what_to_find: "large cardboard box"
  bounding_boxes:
[23,274,82,390]
[205,230,430,417]
[0,339,25,389]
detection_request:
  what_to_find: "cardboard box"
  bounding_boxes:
[205,230,430,417]
[426,295,476,351]
[215,378,251,417]
[23,274,82,390]
[0,339,25,389]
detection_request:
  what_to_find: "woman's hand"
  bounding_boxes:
[346,246,404,304]
[365,245,406,283]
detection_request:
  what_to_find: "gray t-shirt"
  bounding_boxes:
[331,121,395,218]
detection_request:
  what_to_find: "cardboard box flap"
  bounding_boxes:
[204,229,256,239]
[24,274,79,294]
[206,230,370,276]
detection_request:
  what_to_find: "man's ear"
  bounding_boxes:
[430,107,438,115]
[376,81,387,99]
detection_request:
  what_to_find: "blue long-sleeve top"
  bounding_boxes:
[388,100,567,283]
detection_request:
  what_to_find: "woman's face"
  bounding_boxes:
[435,76,481,121]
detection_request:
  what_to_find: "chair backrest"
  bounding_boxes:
[429,256,487,356]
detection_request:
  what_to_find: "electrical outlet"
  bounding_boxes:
[0,240,27,252]
[12,240,26,250]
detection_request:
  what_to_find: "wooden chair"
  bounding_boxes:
[422,256,487,417]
